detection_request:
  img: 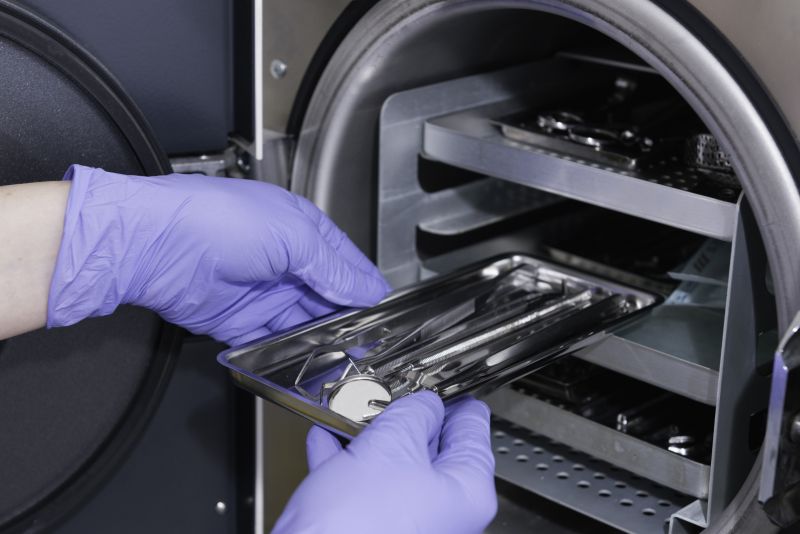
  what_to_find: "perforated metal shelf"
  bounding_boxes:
[492,418,691,534]
[487,388,710,498]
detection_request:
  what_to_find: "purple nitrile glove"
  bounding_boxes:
[48,165,390,346]
[274,392,498,534]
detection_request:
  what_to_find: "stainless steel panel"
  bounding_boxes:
[690,0,800,140]
[708,201,775,520]
[261,0,350,133]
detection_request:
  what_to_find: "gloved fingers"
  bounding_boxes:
[306,426,343,471]
[433,398,497,528]
[433,398,495,481]
[290,231,389,308]
[443,394,484,418]
[348,391,444,465]
[224,326,272,347]
[318,218,385,283]
[196,279,304,346]
[295,196,385,282]
[428,426,442,462]
[221,300,313,347]
[297,290,340,319]
[287,195,390,306]
[265,304,314,333]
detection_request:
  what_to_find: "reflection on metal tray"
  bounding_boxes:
[217,254,659,437]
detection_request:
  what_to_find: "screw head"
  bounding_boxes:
[236,153,251,174]
[270,59,288,79]
[215,501,227,515]
[790,413,800,443]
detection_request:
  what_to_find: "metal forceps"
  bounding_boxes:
[292,266,548,422]
[292,267,532,402]
[320,300,479,423]
[536,110,652,152]
[385,289,594,396]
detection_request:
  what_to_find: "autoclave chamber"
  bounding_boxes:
[256,1,800,532]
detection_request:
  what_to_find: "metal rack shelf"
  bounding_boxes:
[486,388,711,499]
[575,305,724,406]
[415,178,555,236]
[381,64,772,524]
[422,110,738,241]
[378,59,590,288]
[491,417,691,534]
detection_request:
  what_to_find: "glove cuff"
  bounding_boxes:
[47,165,140,327]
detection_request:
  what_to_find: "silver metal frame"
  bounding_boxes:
[707,199,776,521]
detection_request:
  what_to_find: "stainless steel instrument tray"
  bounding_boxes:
[217,254,660,437]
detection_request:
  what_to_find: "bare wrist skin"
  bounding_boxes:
[0,181,70,339]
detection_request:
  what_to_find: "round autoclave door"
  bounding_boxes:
[0,2,176,532]
[289,1,800,532]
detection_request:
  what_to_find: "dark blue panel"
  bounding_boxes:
[18,0,233,155]
[55,339,251,534]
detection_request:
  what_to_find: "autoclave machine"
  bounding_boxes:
[2,1,800,533]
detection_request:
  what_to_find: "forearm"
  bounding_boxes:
[0,181,70,339]
[1,165,388,346]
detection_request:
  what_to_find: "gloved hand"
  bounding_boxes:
[48,165,390,345]
[274,392,498,534]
